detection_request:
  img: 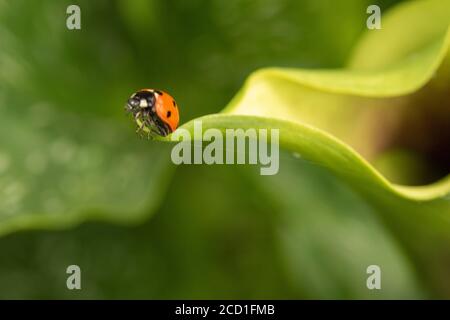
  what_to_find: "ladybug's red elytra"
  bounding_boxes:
[125,89,179,137]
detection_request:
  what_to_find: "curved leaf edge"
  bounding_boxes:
[169,114,450,202]
[223,27,450,102]
[157,27,450,203]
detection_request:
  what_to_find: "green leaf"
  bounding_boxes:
[166,0,450,287]
[172,0,450,202]
[0,0,441,299]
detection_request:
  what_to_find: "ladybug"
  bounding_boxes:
[125,89,179,137]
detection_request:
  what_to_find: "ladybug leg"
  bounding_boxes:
[136,124,145,139]
[155,120,170,137]
[135,113,148,139]
[141,118,152,140]
[134,111,142,121]
[144,118,160,139]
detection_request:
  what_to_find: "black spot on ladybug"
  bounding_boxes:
[155,90,163,96]
[172,100,177,107]
[167,111,171,118]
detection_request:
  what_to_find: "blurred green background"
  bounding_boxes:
[0,0,441,299]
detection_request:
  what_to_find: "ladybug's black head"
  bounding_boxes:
[125,90,156,114]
